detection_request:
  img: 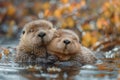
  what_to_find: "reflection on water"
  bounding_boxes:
[0,63,118,80]
[0,41,119,80]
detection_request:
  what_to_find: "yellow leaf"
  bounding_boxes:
[54,9,62,18]
[44,9,51,17]
[3,48,10,56]
[66,17,75,28]
[82,32,92,47]
[7,4,16,16]
[82,31,99,47]
[82,23,91,30]
[97,18,108,30]
[60,0,69,4]
[80,0,86,7]
[42,2,50,10]
[61,21,67,28]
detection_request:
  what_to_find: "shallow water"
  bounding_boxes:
[0,63,118,80]
[0,39,119,80]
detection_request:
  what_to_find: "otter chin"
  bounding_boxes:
[15,20,56,63]
[47,29,97,66]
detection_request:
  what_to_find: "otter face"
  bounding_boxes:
[47,29,80,55]
[20,20,55,47]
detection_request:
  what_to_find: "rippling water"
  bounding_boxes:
[0,63,118,80]
[0,39,119,80]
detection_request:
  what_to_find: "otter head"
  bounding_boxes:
[20,20,56,47]
[47,29,80,60]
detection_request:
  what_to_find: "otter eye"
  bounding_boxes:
[29,29,34,32]
[22,31,25,34]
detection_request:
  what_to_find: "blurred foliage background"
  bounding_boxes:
[0,0,120,51]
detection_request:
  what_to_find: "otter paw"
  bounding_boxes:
[36,58,46,64]
[47,55,58,64]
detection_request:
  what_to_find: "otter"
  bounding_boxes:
[47,29,97,67]
[15,20,56,63]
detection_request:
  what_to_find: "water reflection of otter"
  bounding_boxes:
[22,66,81,80]
[55,66,81,80]
[47,29,97,67]
[15,20,56,63]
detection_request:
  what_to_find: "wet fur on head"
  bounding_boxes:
[47,29,97,65]
[17,20,56,55]
[20,20,56,47]
[47,29,80,60]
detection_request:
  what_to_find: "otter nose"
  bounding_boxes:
[63,40,71,45]
[38,32,46,38]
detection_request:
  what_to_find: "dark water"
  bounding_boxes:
[0,39,119,80]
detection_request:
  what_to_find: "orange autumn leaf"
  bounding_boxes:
[103,10,112,18]
[44,9,51,17]
[60,0,69,4]
[3,48,10,56]
[82,23,91,31]
[97,18,108,30]
[54,9,62,18]
[61,16,75,28]
[42,2,50,10]
[7,4,16,16]
[61,21,68,28]
[76,2,81,9]
[66,17,75,28]
[68,4,75,12]
[91,37,98,46]
[102,2,111,11]
[113,13,120,24]
[82,32,92,47]
[82,31,98,47]
[79,0,86,8]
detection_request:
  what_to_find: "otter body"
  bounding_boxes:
[15,20,56,63]
[47,29,97,66]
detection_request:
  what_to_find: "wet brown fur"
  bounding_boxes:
[15,20,56,62]
[47,29,97,65]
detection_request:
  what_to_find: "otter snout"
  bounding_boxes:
[38,32,46,38]
[63,39,71,45]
